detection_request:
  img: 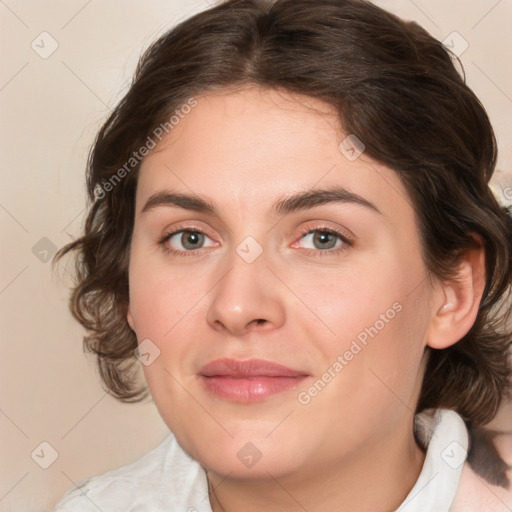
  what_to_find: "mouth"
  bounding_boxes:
[198,358,310,403]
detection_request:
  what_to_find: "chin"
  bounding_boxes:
[178,425,307,479]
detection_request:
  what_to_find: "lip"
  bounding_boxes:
[198,358,310,402]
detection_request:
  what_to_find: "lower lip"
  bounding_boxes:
[199,376,307,402]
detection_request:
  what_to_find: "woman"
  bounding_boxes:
[53,0,512,510]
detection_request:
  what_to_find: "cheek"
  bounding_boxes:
[128,260,201,411]
[290,251,429,396]
[284,253,407,347]
[333,283,430,410]
[128,255,205,339]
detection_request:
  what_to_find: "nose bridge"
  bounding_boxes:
[205,237,285,335]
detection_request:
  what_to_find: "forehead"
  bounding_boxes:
[136,86,413,222]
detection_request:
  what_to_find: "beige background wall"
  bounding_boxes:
[0,1,511,510]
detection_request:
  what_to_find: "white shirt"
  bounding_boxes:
[54,408,469,512]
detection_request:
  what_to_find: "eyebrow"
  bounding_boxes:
[141,186,382,216]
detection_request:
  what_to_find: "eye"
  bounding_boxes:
[300,230,341,250]
[158,224,353,258]
[293,226,353,257]
[159,228,216,255]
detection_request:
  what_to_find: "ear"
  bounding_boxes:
[426,234,486,350]
[127,303,135,331]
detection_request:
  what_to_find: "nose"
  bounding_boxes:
[205,246,286,337]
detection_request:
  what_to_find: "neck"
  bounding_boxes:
[207,418,426,512]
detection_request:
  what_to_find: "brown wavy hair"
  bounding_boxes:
[55,0,512,486]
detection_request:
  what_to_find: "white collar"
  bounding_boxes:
[396,408,468,511]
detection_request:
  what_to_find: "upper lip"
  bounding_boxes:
[198,358,309,378]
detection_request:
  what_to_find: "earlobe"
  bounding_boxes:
[426,236,486,350]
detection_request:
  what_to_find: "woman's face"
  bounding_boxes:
[127,86,437,479]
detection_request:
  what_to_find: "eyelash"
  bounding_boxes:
[157,223,353,259]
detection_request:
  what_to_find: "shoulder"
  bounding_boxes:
[53,433,209,512]
[453,409,512,512]
[451,462,512,512]
[451,417,512,512]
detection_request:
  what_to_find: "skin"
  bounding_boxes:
[127,86,486,512]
